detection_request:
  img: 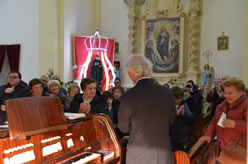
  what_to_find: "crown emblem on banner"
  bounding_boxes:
[84,30,109,51]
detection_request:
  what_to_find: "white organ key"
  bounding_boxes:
[3,158,10,164]
[71,153,100,164]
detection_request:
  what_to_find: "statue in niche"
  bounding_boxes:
[202,64,213,93]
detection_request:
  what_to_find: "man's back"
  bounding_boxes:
[118,78,175,164]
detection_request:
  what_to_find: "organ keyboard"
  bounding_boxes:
[0,97,122,164]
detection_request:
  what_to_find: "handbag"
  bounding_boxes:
[217,135,247,164]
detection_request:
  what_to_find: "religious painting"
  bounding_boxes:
[217,33,229,50]
[144,14,184,75]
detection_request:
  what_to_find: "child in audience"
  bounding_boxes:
[170,86,194,151]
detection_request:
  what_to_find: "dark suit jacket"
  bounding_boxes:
[0,81,29,123]
[69,93,107,114]
[118,78,175,164]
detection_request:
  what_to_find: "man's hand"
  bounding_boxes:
[223,119,235,128]
[5,87,14,94]
[79,103,91,114]
[1,105,6,111]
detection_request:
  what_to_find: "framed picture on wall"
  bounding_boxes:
[217,32,229,50]
[144,13,184,76]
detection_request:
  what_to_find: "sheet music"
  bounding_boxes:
[217,112,226,128]
[64,113,86,120]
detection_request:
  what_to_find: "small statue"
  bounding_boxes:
[202,64,213,93]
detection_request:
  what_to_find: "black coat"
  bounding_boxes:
[0,81,29,123]
[206,87,225,119]
[69,93,107,114]
[170,101,193,150]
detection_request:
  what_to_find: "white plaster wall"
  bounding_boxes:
[39,0,59,76]
[63,0,92,83]
[200,0,245,79]
[0,0,39,84]
[100,0,129,85]
[63,0,77,82]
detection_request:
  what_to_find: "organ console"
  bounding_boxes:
[0,97,122,164]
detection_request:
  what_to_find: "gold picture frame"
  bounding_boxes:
[143,13,184,76]
[217,32,229,50]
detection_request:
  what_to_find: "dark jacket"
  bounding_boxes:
[118,78,175,164]
[170,100,194,150]
[69,93,107,114]
[0,81,29,122]
[190,85,203,116]
[206,87,225,119]
[47,90,70,112]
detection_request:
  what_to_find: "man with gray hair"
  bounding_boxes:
[118,55,175,164]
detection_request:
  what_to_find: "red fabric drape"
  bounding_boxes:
[6,44,20,72]
[0,45,6,72]
[74,36,115,91]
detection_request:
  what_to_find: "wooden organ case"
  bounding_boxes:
[0,97,122,164]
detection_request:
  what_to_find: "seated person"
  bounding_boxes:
[67,83,80,101]
[170,86,194,151]
[48,80,70,112]
[50,74,67,95]
[102,91,118,125]
[0,71,29,123]
[40,74,49,95]
[69,78,107,114]
[28,78,44,97]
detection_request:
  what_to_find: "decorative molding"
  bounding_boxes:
[187,0,202,72]
[123,0,145,6]
[125,0,145,55]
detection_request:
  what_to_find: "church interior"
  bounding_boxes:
[0,0,247,163]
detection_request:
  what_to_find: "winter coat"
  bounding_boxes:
[205,94,247,149]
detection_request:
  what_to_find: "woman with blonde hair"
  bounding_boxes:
[67,83,80,101]
[48,80,70,112]
[199,77,247,163]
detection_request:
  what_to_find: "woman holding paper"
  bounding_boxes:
[199,77,247,157]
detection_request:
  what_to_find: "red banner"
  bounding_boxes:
[74,36,115,91]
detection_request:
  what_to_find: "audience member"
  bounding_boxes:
[199,78,247,158]
[28,78,44,97]
[170,86,194,151]
[67,83,80,101]
[0,71,29,123]
[118,55,175,164]
[69,78,107,114]
[48,80,70,112]
[40,74,49,95]
[186,80,203,116]
[206,78,225,118]
[112,86,124,102]
[50,74,67,95]
[114,78,121,87]
[102,91,117,125]
[183,87,195,115]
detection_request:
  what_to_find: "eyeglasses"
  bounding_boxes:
[8,76,19,79]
